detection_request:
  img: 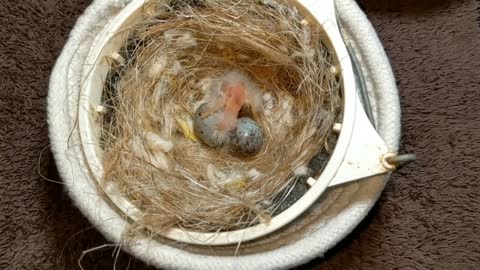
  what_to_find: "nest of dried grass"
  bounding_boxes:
[100,0,342,234]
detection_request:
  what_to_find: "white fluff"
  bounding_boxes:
[130,132,174,171]
[207,164,248,188]
[197,77,212,94]
[206,164,227,189]
[247,168,261,180]
[148,55,168,79]
[262,93,274,111]
[149,152,170,171]
[164,29,197,48]
[143,131,174,153]
[293,165,310,176]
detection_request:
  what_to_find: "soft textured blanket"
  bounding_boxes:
[0,0,478,269]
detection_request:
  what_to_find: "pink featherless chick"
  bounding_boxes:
[204,70,263,129]
[210,79,246,131]
[193,70,264,150]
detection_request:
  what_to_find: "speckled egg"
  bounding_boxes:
[193,103,229,147]
[229,117,263,156]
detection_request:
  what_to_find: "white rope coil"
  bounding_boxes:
[48,0,400,269]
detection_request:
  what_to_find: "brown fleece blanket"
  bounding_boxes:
[0,0,479,269]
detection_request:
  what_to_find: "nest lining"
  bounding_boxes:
[99,0,342,234]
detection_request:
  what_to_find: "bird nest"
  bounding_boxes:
[100,0,342,235]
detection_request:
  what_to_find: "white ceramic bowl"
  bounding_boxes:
[77,0,390,246]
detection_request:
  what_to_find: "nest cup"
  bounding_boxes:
[79,1,356,245]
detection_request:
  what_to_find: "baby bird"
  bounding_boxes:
[201,70,262,130]
[193,70,264,154]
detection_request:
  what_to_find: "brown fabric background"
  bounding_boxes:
[0,0,479,269]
